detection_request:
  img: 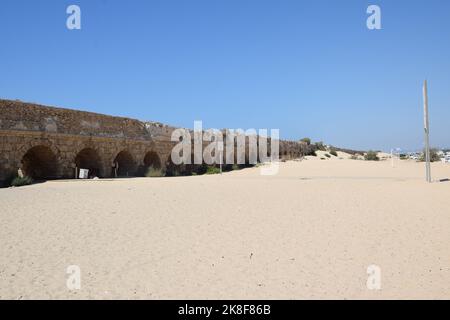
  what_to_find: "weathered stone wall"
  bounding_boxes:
[0,99,176,184]
[0,99,178,141]
[0,99,306,186]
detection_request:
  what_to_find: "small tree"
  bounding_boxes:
[300,137,311,145]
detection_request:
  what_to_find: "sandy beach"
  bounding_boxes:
[1,158,449,300]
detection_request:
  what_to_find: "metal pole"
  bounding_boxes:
[391,149,394,168]
[423,80,431,183]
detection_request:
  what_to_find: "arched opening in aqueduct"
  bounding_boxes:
[75,148,102,178]
[143,151,162,169]
[113,151,136,177]
[21,145,58,180]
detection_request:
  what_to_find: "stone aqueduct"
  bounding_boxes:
[0,99,306,186]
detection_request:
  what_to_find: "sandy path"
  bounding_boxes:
[1,159,449,299]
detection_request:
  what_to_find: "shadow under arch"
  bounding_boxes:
[112,150,136,177]
[21,145,59,180]
[74,148,102,178]
[143,151,162,169]
[138,151,162,176]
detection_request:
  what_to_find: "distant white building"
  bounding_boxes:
[442,154,450,163]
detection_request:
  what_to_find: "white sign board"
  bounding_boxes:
[79,168,89,179]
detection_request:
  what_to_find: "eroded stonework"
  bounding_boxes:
[0,99,306,185]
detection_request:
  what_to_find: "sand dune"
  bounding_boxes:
[1,159,449,299]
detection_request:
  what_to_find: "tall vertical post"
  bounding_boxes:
[391,148,394,168]
[423,80,431,183]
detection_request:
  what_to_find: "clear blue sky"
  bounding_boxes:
[1,0,449,151]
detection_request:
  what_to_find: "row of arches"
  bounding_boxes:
[18,143,297,181]
[19,146,162,180]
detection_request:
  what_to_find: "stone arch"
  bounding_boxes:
[17,139,60,159]
[74,148,102,178]
[113,150,136,177]
[143,151,162,169]
[21,145,59,180]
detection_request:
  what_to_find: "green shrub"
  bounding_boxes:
[145,166,165,177]
[364,151,379,161]
[325,153,331,158]
[206,166,221,175]
[232,164,240,171]
[315,142,326,151]
[350,154,359,160]
[11,176,33,187]
[330,150,338,157]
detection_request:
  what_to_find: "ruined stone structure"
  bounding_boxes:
[0,99,306,186]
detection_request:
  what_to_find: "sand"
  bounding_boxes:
[1,158,449,300]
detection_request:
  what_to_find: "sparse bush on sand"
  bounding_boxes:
[364,151,379,161]
[145,166,165,177]
[315,141,326,151]
[330,150,338,157]
[11,176,34,187]
[325,153,331,158]
[206,166,221,175]
[419,148,440,162]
